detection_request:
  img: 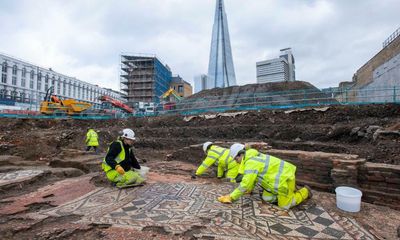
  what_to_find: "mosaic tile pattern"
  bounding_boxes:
[39,183,374,239]
[39,187,139,217]
[0,170,44,185]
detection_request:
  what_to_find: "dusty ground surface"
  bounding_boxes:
[0,155,399,239]
[0,104,399,164]
[0,104,399,239]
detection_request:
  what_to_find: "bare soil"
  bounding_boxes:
[0,103,399,239]
[0,104,399,164]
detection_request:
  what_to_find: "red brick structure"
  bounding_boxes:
[267,149,400,210]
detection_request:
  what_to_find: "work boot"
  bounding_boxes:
[304,185,313,199]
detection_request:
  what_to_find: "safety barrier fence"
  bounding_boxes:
[1,86,399,119]
[157,85,400,115]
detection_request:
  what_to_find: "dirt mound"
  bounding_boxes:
[0,104,399,164]
[179,81,336,111]
[188,81,319,99]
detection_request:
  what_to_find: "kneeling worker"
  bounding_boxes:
[194,142,239,183]
[102,128,145,187]
[218,143,312,209]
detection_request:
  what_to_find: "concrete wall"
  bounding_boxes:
[356,53,400,102]
[354,35,400,88]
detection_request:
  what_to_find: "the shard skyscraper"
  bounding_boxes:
[207,0,237,89]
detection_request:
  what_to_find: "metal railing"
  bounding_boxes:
[1,85,399,119]
[383,27,400,48]
[155,85,400,116]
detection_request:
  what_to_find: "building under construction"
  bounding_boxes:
[120,54,172,105]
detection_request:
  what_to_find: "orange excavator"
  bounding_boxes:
[98,95,134,113]
[40,86,92,115]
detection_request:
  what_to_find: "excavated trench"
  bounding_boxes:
[1,104,399,165]
[0,104,399,196]
[0,104,399,239]
[0,215,107,240]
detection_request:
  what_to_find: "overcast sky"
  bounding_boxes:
[0,0,399,91]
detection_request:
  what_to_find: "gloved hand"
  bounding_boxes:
[217,195,232,204]
[115,165,125,175]
[191,172,197,179]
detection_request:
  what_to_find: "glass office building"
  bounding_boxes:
[207,0,237,89]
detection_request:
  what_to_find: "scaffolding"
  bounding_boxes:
[120,54,172,105]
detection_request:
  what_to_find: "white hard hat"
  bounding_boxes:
[121,128,136,140]
[203,141,213,153]
[230,143,245,159]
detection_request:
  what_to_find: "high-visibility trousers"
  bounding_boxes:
[225,167,239,183]
[261,177,309,210]
[105,169,144,187]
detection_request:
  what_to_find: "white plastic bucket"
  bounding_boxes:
[138,166,150,179]
[335,186,362,212]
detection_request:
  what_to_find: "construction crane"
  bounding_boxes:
[160,88,182,110]
[98,95,134,113]
[40,86,92,115]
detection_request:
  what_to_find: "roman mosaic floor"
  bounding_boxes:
[36,183,374,240]
[0,170,45,186]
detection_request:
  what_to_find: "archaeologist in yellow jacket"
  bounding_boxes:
[85,128,99,153]
[218,143,312,210]
[193,142,239,183]
[101,129,145,187]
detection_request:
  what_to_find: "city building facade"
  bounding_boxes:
[120,54,172,105]
[0,53,122,111]
[194,74,208,93]
[256,48,296,84]
[171,75,192,97]
[207,0,237,89]
[279,48,296,82]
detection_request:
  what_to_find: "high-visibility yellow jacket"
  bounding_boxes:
[86,129,99,147]
[230,148,296,201]
[196,145,238,178]
[102,140,126,172]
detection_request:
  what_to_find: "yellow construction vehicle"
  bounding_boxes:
[160,88,182,110]
[40,86,92,115]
